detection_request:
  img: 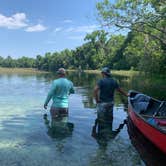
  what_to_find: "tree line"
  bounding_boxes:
[0,0,165,74]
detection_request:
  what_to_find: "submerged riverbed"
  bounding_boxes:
[0,71,165,166]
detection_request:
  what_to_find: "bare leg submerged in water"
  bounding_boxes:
[43,111,74,139]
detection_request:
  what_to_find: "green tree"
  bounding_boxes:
[84,30,109,69]
[96,0,166,73]
[97,0,166,47]
[0,56,4,66]
[2,56,16,67]
[17,56,35,68]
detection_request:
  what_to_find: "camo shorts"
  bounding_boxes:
[96,102,114,122]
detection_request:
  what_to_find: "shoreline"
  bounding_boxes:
[0,67,48,74]
[82,70,165,77]
[0,67,138,76]
[68,69,138,77]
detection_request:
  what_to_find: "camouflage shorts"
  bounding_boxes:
[96,102,114,122]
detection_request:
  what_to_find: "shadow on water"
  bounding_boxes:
[91,117,126,149]
[43,114,75,154]
[127,117,166,166]
[89,115,127,166]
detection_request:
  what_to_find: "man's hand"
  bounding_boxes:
[44,104,47,109]
[117,88,128,97]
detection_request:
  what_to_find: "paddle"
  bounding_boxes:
[153,101,165,117]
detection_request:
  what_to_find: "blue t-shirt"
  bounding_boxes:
[97,77,119,102]
[44,78,74,108]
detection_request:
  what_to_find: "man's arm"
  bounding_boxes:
[44,83,56,109]
[116,87,128,97]
[69,82,75,94]
[94,85,100,104]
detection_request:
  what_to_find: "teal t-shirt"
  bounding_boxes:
[44,78,74,108]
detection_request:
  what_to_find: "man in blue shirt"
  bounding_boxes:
[44,68,74,119]
[94,67,128,125]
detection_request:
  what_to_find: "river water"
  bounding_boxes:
[0,71,165,166]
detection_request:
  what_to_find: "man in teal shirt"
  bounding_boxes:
[44,68,74,119]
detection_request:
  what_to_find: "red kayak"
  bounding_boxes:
[128,90,166,154]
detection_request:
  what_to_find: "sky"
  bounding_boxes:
[0,0,102,58]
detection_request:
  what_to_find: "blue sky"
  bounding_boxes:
[0,0,102,58]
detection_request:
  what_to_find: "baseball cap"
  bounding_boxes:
[57,68,66,75]
[101,67,111,76]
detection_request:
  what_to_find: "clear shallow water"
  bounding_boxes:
[0,72,165,166]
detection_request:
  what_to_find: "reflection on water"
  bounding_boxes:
[0,71,165,165]
[127,117,166,166]
[91,117,126,149]
[43,114,74,154]
[90,117,127,166]
[43,114,74,140]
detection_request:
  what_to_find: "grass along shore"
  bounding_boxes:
[0,67,138,76]
[0,67,48,74]
[82,69,138,76]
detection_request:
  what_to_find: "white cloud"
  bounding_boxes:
[54,27,62,33]
[63,19,73,23]
[0,13,27,29]
[66,25,99,33]
[65,27,75,32]
[25,24,47,32]
[0,13,47,32]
